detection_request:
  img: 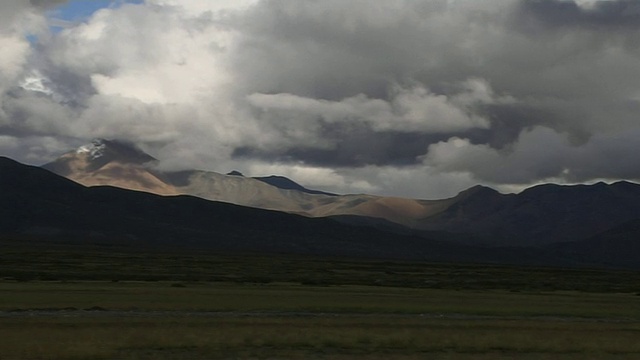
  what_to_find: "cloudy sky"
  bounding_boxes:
[2,0,640,198]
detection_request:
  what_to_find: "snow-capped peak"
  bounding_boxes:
[76,139,107,160]
[74,138,157,165]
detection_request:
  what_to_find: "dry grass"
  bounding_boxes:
[1,316,640,359]
[1,249,639,359]
[1,281,639,319]
[1,281,640,359]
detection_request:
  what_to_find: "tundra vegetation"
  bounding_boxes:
[1,240,640,359]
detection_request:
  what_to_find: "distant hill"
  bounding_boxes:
[42,139,457,227]
[4,156,640,269]
[254,175,336,196]
[1,156,497,262]
[40,139,640,250]
[42,139,175,195]
[417,182,640,246]
[549,219,640,269]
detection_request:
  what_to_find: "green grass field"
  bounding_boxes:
[1,242,640,359]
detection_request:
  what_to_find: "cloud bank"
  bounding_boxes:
[2,0,640,198]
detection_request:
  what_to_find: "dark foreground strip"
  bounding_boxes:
[1,309,638,323]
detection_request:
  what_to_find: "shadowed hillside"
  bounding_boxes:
[4,156,640,268]
[41,139,640,250]
[2,156,510,263]
[418,182,640,246]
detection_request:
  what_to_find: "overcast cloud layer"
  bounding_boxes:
[2,0,640,198]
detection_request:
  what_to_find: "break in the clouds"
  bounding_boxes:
[2,0,640,198]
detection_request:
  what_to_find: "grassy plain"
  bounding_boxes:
[1,241,640,359]
[3,314,640,360]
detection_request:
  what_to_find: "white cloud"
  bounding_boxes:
[386,84,490,132]
[423,127,573,184]
[0,1,44,93]
[248,162,377,194]
[333,164,478,199]
[3,0,640,199]
[0,134,71,163]
[47,3,235,103]
[146,0,258,16]
[248,79,493,140]
[423,125,640,186]
[0,35,29,84]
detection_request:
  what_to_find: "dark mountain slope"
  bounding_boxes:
[254,175,336,196]
[418,182,640,246]
[4,156,640,268]
[0,156,508,263]
[549,219,640,269]
[39,140,640,250]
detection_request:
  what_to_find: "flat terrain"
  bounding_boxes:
[1,241,640,359]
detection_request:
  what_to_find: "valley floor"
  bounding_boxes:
[1,281,640,359]
[1,241,640,359]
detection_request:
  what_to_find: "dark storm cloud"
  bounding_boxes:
[36,65,97,107]
[233,124,462,167]
[470,103,563,149]
[228,0,456,101]
[516,0,640,30]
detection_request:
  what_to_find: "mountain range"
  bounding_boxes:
[42,139,640,247]
[0,155,520,263]
[2,138,640,268]
[42,139,452,228]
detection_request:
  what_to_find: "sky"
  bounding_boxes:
[1,0,640,199]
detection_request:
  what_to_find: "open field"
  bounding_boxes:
[0,282,640,359]
[2,280,640,359]
[1,241,640,359]
[2,314,640,360]
[2,239,640,292]
[2,281,640,318]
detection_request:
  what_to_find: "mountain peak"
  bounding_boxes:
[456,185,500,199]
[75,138,156,165]
[253,175,336,196]
[76,138,108,160]
[43,138,157,177]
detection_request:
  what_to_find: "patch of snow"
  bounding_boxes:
[76,139,107,159]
